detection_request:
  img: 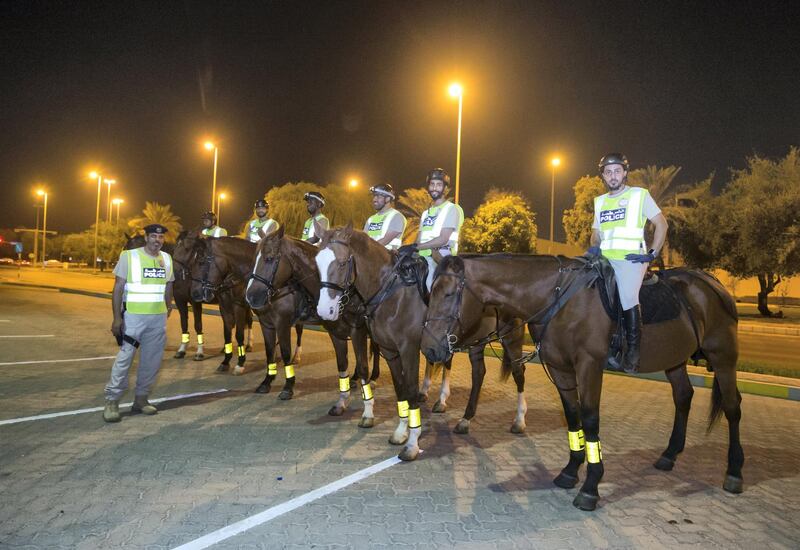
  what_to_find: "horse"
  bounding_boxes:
[421,254,743,511]
[315,225,528,462]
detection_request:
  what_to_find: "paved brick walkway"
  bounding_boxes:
[1,286,798,549]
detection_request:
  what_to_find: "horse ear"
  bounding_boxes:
[431,249,443,264]
[345,221,353,231]
[257,227,266,240]
[312,218,324,238]
[277,225,285,238]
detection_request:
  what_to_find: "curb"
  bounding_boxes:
[738,323,800,337]
[3,280,799,403]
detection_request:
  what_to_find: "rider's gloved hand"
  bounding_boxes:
[586,246,601,258]
[625,252,655,263]
[398,243,418,257]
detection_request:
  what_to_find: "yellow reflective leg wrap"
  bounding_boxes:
[181,333,190,344]
[237,345,246,357]
[361,383,373,401]
[397,400,409,418]
[197,334,204,345]
[285,364,295,379]
[267,363,278,376]
[338,377,350,392]
[586,441,602,463]
[568,429,586,452]
[408,408,422,429]
[224,343,233,354]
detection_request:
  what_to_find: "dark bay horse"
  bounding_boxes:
[315,226,527,461]
[422,254,743,511]
[245,226,379,421]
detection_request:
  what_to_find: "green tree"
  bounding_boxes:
[127,202,183,242]
[461,189,537,253]
[562,175,605,248]
[62,232,93,263]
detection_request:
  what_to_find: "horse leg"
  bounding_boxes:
[654,363,693,471]
[572,362,605,511]
[504,324,528,434]
[369,337,380,382]
[291,323,303,364]
[216,303,235,373]
[708,356,744,493]
[399,345,423,462]
[192,301,205,360]
[351,329,374,428]
[277,320,296,400]
[509,364,528,434]
[418,360,435,402]
[454,345,487,434]
[232,305,248,375]
[549,367,585,490]
[245,308,253,352]
[255,317,277,394]
[432,359,451,413]
[384,351,409,446]
[174,299,190,359]
[328,336,352,416]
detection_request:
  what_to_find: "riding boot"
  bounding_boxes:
[132,395,158,415]
[622,306,642,374]
[103,400,121,423]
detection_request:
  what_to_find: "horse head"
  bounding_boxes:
[246,226,290,309]
[315,223,356,321]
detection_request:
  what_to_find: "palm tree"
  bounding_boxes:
[127,202,183,242]
[628,165,683,204]
[397,188,432,245]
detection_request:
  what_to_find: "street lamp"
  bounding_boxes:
[217,192,226,226]
[104,179,116,222]
[204,141,219,212]
[549,157,561,254]
[448,82,464,205]
[88,171,103,272]
[36,189,48,268]
[349,178,358,189]
[112,198,124,225]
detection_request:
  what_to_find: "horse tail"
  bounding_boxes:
[707,376,725,432]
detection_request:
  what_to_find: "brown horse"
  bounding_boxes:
[244,226,378,420]
[315,226,528,461]
[421,254,743,511]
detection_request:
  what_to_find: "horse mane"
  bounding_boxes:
[347,228,391,262]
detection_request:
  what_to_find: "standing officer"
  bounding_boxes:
[363,183,406,250]
[399,168,464,291]
[301,191,329,245]
[104,224,174,422]
[246,198,279,242]
[589,153,668,373]
[200,211,227,237]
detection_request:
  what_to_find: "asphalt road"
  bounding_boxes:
[1,286,799,549]
[738,332,800,370]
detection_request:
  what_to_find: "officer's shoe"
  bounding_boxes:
[621,306,642,374]
[132,395,158,415]
[103,400,121,423]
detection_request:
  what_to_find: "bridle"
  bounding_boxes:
[190,241,240,301]
[319,238,361,307]
[248,246,287,303]
[422,269,485,355]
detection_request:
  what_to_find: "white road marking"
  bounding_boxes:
[0,389,229,426]
[0,319,11,322]
[171,455,404,550]
[0,355,116,367]
[0,334,55,338]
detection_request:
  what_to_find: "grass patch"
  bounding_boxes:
[735,303,800,325]
[734,360,800,380]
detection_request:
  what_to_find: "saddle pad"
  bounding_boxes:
[639,278,682,325]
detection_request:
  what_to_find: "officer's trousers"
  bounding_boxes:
[104,311,167,400]
[608,259,648,310]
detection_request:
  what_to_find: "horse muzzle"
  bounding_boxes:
[317,294,342,321]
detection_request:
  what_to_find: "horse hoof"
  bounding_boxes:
[232,366,245,376]
[216,364,229,373]
[432,400,447,413]
[388,434,408,446]
[193,353,205,361]
[573,491,599,511]
[278,390,293,401]
[328,405,344,416]
[723,475,743,494]
[416,393,428,403]
[174,351,186,359]
[255,384,270,394]
[553,471,579,489]
[510,422,526,434]
[398,446,420,462]
[358,417,375,429]
[246,344,253,352]
[453,419,470,434]
[654,455,675,471]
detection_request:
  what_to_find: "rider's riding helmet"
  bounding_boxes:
[597,153,630,174]
[369,183,395,200]
[254,199,268,209]
[201,211,217,224]
[426,168,450,187]
[303,191,326,206]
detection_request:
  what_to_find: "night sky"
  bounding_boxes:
[2,1,798,239]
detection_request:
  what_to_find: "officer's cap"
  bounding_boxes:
[144,224,168,235]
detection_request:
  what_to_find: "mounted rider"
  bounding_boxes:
[363,183,407,251]
[301,191,329,245]
[246,198,279,242]
[589,153,668,373]
[200,211,227,238]
[399,168,464,291]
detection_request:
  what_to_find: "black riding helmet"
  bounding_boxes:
[598,153,630,174]
[201,211,217,224]
[303,191,325,206]
[426,168,450,187]
[369,183,395,200]
[254,199,268,209]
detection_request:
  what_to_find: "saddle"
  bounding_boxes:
[395,253,429,305]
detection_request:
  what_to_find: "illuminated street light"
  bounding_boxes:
[448,83,464,205]
[349,178,358,189]
[204,141,219,212]
[104,178,116,222]
[112,198,124,225]
[88,171,103,271]
[36,189,48,268]
[549,157,562,254]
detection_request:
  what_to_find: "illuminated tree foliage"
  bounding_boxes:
[461,189,537,254]
[562,175,605,248]
[127,202,183,242]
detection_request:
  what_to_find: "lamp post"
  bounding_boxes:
[112,198,124,225]
[32,200,41,266]
[36,189,48,267]
[549,157,561,254]
[448,83,464,205]
[205,141,219,212]
[89,171,102,272]
[217,193,226,227]
[349,178,358,189]
[104,179,116,222]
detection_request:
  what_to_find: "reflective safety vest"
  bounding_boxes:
[201,225,227,238]
[418,200,464,257]
[125,248,173,314]
[247,218,278,242]
[595,186,648,260]
[365,208,406,250]
[302,214,328,243]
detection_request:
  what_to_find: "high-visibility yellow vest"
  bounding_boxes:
[419,201,464,257]
[301,214,328,242]
[125,248,173,314]
[365,208,406,250]
[594,187,649,260]
[247,218,278,242]
[201,226,227,237]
